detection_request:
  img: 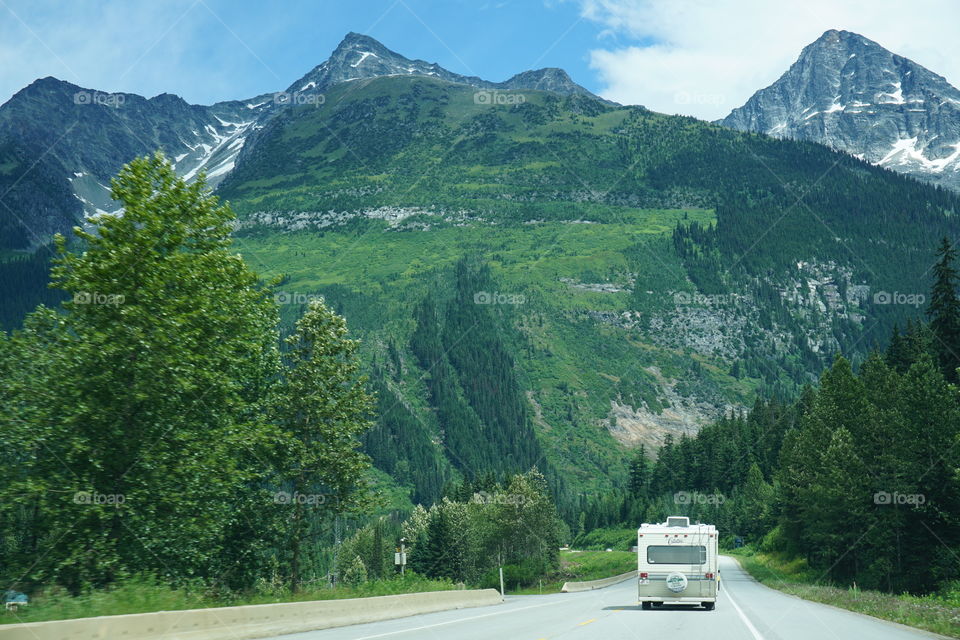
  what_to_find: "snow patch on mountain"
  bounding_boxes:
[177,119,255,185]
[351,51,377,68]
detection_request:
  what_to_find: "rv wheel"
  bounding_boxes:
[703,602,715,611]
[641,602,652,610]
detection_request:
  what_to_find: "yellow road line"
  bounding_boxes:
[578,618,596,626]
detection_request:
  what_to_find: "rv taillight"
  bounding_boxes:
[705,572,715,579]
[640,572,649,578]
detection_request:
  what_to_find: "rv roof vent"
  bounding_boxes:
[666,516,690,528]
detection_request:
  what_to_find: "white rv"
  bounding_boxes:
[637,516,719,610]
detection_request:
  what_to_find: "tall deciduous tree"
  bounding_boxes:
[1,153,280,591]
[271,298,375,590]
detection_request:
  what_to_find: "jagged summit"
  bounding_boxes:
[286,32,603,100]
[721,29,960,191]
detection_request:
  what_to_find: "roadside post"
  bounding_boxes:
[396,538,407,575]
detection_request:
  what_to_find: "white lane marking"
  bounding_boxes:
[349,599,571,639]
[726,588,766,640]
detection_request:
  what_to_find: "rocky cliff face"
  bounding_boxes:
[721,29,960,191]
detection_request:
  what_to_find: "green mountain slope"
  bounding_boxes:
[218,75,960,509]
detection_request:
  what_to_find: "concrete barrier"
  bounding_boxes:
[0,588,503,640]
[561,570,637,593]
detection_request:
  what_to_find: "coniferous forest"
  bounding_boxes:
[578,245,960,595]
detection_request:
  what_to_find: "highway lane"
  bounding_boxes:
[267,556,945,640]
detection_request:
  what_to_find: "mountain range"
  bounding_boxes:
[3,29,960,509]
[5,29,960,253]
[721,29,960,191]
[0,32,600,251]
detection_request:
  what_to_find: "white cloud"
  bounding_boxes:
[576,0,960,120]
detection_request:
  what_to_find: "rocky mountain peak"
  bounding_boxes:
[721,29,960,191]
[286,32,603,101]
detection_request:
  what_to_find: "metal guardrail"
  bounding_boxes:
[561,570,638,593]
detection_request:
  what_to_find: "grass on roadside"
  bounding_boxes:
[726,549,960,639]
[510,549,636,595]
[3,551,639,623]
[0,573,459,625]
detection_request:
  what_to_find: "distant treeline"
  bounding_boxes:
[336,470,562,590]
[0,245,65,331]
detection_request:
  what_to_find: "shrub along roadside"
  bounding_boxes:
[726,548,960,639]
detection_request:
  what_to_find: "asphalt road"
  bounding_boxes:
[267,556,943,640]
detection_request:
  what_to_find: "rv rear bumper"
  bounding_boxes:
[638,596,716,604]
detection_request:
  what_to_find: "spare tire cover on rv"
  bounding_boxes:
[665,572,688,593]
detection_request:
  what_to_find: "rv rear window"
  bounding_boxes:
[646,545,706,564]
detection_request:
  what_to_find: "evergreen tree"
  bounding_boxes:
[419,507,455,579]
[737,463,774,541]
[927,237,960,382]
[628,445,650,496]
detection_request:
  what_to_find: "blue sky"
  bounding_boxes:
[0,0,618,105]
[2,0,959,120]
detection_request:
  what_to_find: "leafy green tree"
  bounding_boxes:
[342,555,368,586]
[335,517,396,582]
[490,469,561,575]
[0,153,281,591]
[402,470,561,586]
[271,299,376,590]
[0,308,71,587]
